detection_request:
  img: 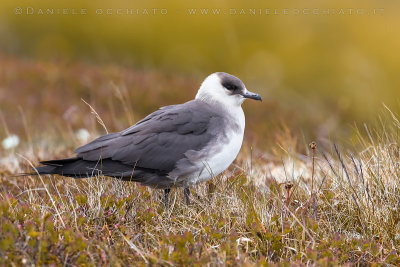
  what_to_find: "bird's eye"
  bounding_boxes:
[224,84,237,90]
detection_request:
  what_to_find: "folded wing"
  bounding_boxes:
[75,100,224,175]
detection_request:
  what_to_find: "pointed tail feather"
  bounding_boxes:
[28,157,136,178]
[12,165,59,177]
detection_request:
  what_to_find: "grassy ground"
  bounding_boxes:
[1,55,400,265]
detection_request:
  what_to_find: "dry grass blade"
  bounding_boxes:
[16,154,66,228]
[111,82,134,126]
[383,103,400,129]
[81,98,109,134]
[120,231,148,263]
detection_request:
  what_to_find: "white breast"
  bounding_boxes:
[188,107,245,185]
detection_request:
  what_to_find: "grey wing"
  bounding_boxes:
[74,100,224,175]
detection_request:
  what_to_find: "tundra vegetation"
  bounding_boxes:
[1,55,400,266]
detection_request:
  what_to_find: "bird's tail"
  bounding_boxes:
[25,157,136,178]
[26,157,102,178]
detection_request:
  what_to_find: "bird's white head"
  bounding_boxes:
[195,72,262,107]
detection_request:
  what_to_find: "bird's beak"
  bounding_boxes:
[241,90,262,101]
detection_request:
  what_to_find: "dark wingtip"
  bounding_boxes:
[40,157,80,167]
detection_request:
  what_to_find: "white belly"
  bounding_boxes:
[198,131,243,182]
[188,108,245,185]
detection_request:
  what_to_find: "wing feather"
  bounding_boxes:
[74,100,224,173]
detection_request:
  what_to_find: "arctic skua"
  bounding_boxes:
[33,72,262,206]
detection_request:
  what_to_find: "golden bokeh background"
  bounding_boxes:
[1,0,399,148]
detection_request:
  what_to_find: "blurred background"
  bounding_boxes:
[1,0,399,151]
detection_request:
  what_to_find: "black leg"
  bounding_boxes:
[164,188,171,209]
[184,187,190,205]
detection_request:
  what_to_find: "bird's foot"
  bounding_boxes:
[184,187,190,205]
[164,188,171,209]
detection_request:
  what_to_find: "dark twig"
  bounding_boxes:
[309,141,317,198]
[309,141,318,220]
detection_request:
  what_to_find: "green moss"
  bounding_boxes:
[0,236,14,251]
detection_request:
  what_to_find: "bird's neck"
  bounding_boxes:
[196,92,244,110]
[197,96,245,134]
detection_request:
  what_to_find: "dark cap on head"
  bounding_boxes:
[217,72,262,101]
